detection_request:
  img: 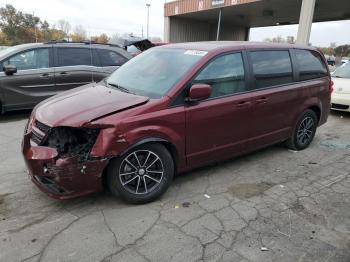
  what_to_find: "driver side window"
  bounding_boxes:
[3,48,49,71]
[193,53,246,98]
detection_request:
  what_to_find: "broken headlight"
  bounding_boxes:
[25,112,35,133]
[43,127,100,161]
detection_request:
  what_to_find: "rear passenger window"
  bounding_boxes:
[295,49,327,81]
[250,50,293,89]
[57,48,92,67]
[97,49,127,66]
[194,53,246,98]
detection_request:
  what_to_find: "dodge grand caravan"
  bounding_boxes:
[22,42,331,203]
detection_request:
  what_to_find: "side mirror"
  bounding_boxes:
[3,64,17,76]
[186,84,211,103]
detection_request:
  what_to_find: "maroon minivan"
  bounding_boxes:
[22,42,332,203]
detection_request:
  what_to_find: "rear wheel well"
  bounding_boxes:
[308,106,321,124]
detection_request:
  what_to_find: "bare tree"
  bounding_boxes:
[71,24,87,41]
[264,36,295,44]
[286,36,295,44]
[109,33,120,42]
[57,19,71,37]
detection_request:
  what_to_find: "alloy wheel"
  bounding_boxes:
[118,150,164,195]
[297,116,315,146]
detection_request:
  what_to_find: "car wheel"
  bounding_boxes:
[107,143,174,204]
[286,109,318,151]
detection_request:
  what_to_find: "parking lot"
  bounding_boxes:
[0,111,349,262]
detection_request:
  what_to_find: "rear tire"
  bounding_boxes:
[285,109,318,151]
[107,143,174,204]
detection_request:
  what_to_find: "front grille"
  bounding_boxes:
[35,120,51,133]
[31,129,44,145]
[331,103,349,110]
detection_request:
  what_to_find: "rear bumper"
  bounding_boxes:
[331,93,350,112]
[22,133,108,200]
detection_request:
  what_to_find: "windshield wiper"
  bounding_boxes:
[105,81,134,94]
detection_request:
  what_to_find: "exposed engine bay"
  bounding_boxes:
[43,127,99,161]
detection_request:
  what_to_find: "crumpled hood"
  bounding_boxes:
[35,83,149,127]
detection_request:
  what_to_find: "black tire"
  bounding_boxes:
[107,143,174,204]
[285,109,318,151]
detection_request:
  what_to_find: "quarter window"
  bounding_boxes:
[57,48,93,67]
[295,49,327,81]
[194,53,246,98]
[97,49,127,66]
[4,48,49,70]
[250,50,293,89]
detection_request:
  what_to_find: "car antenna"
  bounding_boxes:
[89,34,95,84]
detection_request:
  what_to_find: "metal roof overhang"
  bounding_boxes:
[169,0,350,27]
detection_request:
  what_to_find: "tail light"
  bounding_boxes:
[329,80,334,94]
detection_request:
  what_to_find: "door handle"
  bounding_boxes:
[256,97,268,104]
[40,73,50,79]
[59,72,68,77]
[237,101,251,108]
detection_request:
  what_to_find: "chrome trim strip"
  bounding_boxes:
[55,82,91,86]
[21,84,55,88]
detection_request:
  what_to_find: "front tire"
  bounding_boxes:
[107,143,174,204]
[286,109,318,151]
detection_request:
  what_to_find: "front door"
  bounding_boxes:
[185,52,253,167]
[0,47,55,110]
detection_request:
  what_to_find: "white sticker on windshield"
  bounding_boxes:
[184,50,208,56]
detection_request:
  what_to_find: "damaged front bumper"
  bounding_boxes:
[22,123,109,200]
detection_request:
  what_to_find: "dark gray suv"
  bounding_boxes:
[0,41,132,113]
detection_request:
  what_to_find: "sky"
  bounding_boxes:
[250,20,350,47]
[0,0,166,38]
[1,0,350,47]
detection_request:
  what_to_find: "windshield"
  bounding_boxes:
[333,63,350,79]
[106,48,205,98]
[0,46,17,58]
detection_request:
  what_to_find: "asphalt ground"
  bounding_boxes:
[0,110,349,262]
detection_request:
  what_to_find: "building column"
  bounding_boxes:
[164,17,170,42]
[296,0,316,45]
[216,8,222,41]
[245,27,250,41]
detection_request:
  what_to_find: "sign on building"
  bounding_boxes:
[175,5,179,14]
[212,0,225,7]
[198,0,204,10]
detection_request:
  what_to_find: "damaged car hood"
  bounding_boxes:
[109,36,154,51]
[35,83,149,127]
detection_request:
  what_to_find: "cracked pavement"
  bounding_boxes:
[0,111,349,262]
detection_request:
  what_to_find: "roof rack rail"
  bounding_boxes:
[44,40,122,48]
[45,40,95,44]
